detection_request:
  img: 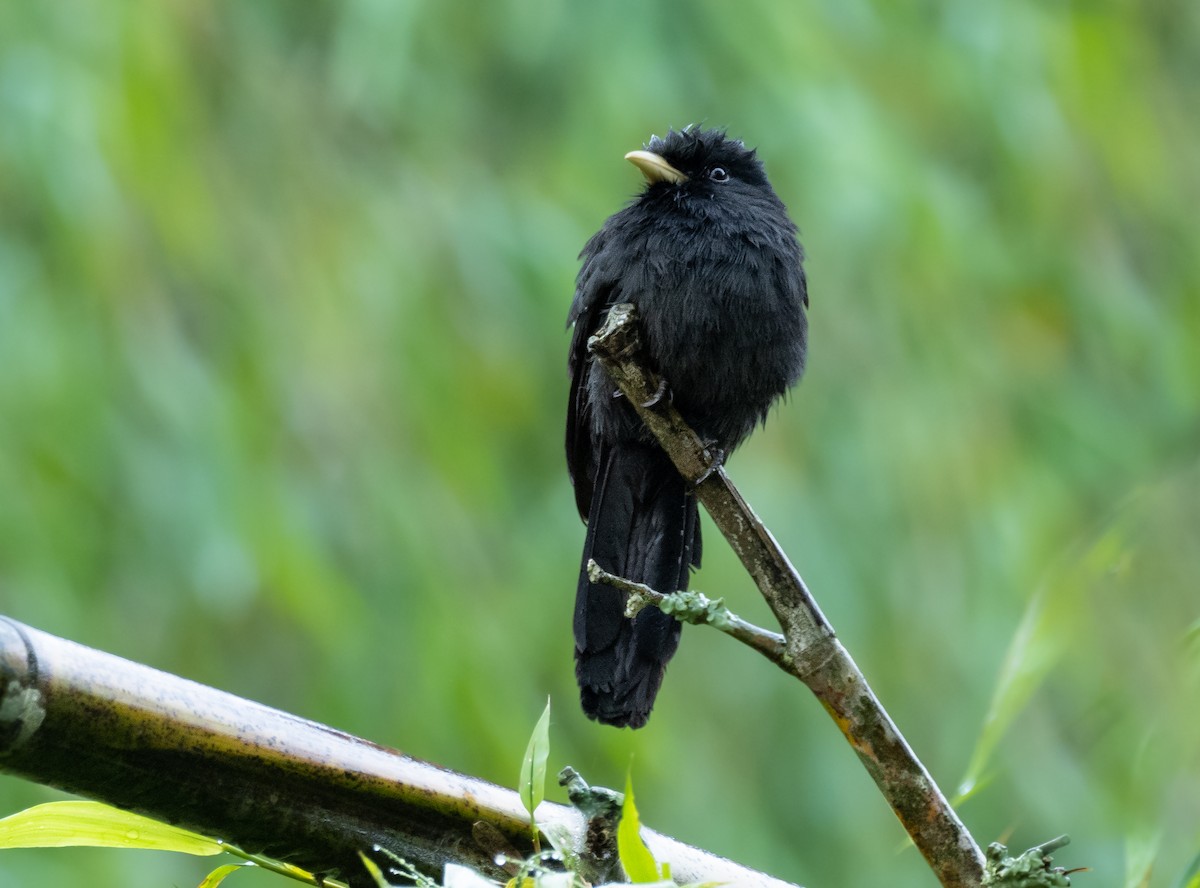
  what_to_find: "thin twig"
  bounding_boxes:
[587,303,986,888]
[586,559,789,668]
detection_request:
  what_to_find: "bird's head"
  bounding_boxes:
[625,126,772,200]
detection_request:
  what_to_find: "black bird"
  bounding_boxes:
[567,127,808,728]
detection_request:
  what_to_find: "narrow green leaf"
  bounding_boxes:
[197,863,248,888]
[957,520,1134,799]
[0,801,223,856]
[370,847,440,888]
[221,848,334,887]
[358,851,391,888]
[541,821,579,874]
[519,697,552,818]
[1175,848,1200,888]
[617,772,661,883]
[1125,828,1160,888]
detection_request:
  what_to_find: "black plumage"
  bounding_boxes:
[567,127,808,728]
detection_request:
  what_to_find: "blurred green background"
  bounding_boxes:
[1,2,1197,886]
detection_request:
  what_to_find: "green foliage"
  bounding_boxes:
[0,2,1197,887]
[0,801,343,887]
[959,490,1172,798]
[199,864,253,888]
[0,740,694,887]
[617,773,666,884]
[368,848,440,888]
[520,698,552,850]
[0,801,223,856]
[964,468,1200,883]
[358,852,391,888]
[1175,850,1200,888]
[0,784,715,887]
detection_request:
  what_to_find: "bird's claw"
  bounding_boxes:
[693,444,726,486]
[640,378,671,408]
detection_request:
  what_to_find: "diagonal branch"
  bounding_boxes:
[587,303,986,888]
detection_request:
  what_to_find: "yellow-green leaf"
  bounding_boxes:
[197,863,248,888]
[358,851,391,888]
[617,773,661,883]
[519,697,551,818]
[1177,848,1200,888]
[0,801,223,855]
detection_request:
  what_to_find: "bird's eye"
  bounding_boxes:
[708,166,729,182]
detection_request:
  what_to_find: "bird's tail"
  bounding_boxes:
[574,442,701,728]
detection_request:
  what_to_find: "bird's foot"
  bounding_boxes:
[640,377,672,408]
[693,442,726,486]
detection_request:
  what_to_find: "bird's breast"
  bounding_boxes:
[631,251,804,449]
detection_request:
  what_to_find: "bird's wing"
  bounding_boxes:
[566,237,619,521]
[565,287,606,521]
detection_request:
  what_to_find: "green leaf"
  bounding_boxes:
[617,772,661,883]
[1125,828,1159,888]
[0,801,223,856]
[541,821,579,874]
[358,851,391,888]
[519,697,552,820]
[369,847,440,888]
[519,697,552,819]
[197,863,249,888]
[1175,848,1200,888]
[957,519,1134,800]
